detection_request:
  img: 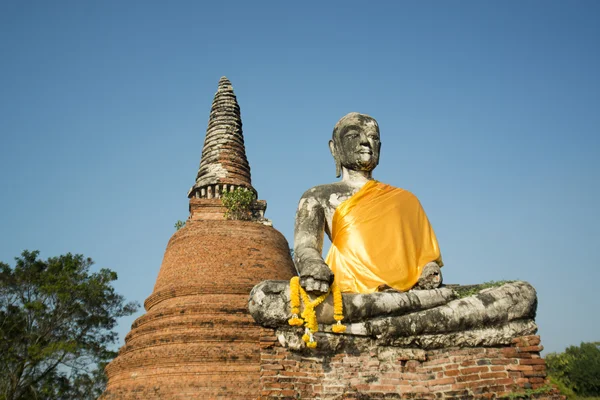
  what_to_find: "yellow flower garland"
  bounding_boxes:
[331,282,346,333]
[288,277,304,326]
[288,276,346,348]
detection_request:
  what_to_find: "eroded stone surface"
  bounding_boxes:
[413,261,443,290]
[275,318,537,351]
[382,319,538,348]
[365,281,537,340]
[248,280,457,327]
[249,280,538,350]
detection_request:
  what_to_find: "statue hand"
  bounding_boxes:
[414,262,443,290]
[299,261,333,295]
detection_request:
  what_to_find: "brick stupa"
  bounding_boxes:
[101,77,296,399]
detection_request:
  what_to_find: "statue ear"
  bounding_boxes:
[329,140,341,178]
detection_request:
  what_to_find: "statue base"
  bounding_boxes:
[258,330,564,399]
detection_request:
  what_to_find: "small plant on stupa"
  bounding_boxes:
[222,187,255,221]
[174,220,186,230]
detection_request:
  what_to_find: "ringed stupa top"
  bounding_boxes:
[188,76,255,199]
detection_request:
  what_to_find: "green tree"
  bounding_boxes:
[546,341,600,397]
[0,250,139,400]
[221,188,255,221]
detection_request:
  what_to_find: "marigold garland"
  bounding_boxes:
[331,282,347,333]
[287,277,304,326]
[287,276,347,348]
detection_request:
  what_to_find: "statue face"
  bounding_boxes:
[331,114,381,174]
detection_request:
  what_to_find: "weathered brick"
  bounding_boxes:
[508,364,535,371]
[520,358,547,365]
[480,372,508,379]
[460,366,489,375]
[426,377,456,386]
[250,334,563,399]
[456,374,481,383]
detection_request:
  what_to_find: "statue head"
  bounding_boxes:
[329,112,381,178]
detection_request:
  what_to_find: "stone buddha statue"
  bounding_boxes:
[249,112,538,350]
[294,112,442,295]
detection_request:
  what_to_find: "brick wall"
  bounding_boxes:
[259,332,564,399]
[100,220,296,399]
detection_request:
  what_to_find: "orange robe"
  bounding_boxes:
[325,180,442,293]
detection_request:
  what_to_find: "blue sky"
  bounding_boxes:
[1,1,598,354]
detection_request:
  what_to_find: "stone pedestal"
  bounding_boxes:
[258,332,564,399]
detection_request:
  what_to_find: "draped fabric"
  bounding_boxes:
[325,180,442,293]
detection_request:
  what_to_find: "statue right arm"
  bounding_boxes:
[293,191,334,294]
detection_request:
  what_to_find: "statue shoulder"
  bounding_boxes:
[298,182,357,212]
[301,182,358,200]
[378,182,420,200]
[300,182,346,200]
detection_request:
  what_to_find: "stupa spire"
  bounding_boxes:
[188,76,254,199]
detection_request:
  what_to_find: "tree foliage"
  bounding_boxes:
[221,188,255,221]
[546,341,600,397]
[0,250,139,400]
